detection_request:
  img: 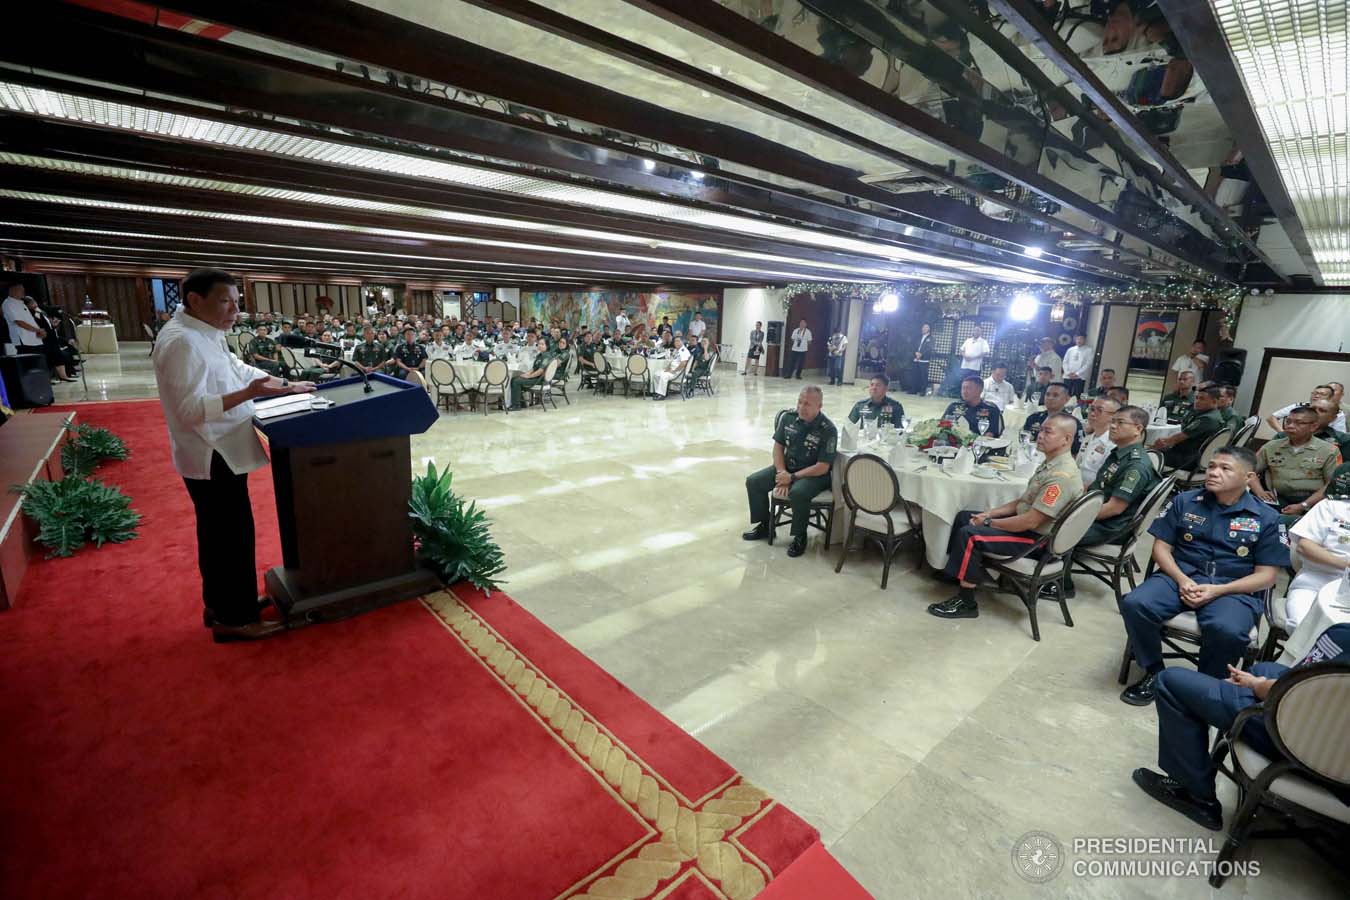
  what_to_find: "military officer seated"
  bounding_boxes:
[1152,385,1225,473]
[1022,383,1083,455]
[928,414,1083,620]
[1117,446,1287,706]
[943,375,1004,438]
[1305,397,1350,458]
[352,326,390,375]
[1249,405,1342,525]
[1051,405,1157,599]
[848,374,905,429]
[392,327,428,382]
[1089,368,1118,398]
[1024,366,1053,406]
[743,385,838,559]
[1133,622,1350,831]
[246,324,281,376]
[1159,371,1196,423]
[509,339,554,410]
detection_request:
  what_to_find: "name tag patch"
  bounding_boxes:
[1182,512,1207,526]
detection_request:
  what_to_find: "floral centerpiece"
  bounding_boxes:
[905,417,977,450]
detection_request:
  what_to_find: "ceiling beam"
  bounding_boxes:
[1153,0,1321,285]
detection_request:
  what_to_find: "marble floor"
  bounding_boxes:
[47,347,1348,899]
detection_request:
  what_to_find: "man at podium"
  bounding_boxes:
[154,268,314,643]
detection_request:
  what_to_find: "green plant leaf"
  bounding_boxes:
[408,464,506,594]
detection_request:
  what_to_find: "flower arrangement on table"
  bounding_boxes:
[905,417,977,450]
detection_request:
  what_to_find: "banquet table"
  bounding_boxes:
[1278,578,1350,665]
[449,358,526,390]
[76,321,119,354]
[833,442,1032,569]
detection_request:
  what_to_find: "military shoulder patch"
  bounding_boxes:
[1041,484,1062,507]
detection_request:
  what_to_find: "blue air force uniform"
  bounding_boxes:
[1119,489,1288,679]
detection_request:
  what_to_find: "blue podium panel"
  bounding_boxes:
[253,374,438,448]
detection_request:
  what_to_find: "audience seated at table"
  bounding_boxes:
[943,375,1004,437]
[1249,405,1342,525]
[651,336,691,400]
[1152,384,1225,472]
[1160,371,1196,422]
[1117,447,1286,707]
[927,414,1083,622]
[1266,384,1345,434]
[982,363,1017,410]
[1089,368,1118,398]
[848,374,905,428]
[1076,395,1120,487]
[1133,621,1350,832]
[1024,365,1054,406]
[1022,382,1082,454]
[742,385,837,558]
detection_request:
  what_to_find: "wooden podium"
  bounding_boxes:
[253,374,441,625]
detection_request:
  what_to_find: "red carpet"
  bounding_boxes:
[0,401,869,899]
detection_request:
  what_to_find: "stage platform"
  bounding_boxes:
[0,410,75,610]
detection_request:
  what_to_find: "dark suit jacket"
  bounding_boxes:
[914,332,931,361]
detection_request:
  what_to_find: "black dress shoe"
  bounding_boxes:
[928,595,979,619]
[742,523,771,541]
[1039,581,1076,600]
[211,620,287,643]
[786,536,807,557]
[1131,768,1223,831]
[1120,672,1159,706]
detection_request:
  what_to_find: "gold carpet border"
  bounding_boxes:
[422,590,785,900]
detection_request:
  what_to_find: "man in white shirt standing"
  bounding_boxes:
[1062,333,1093,400]
[945,322,990,396]
[615,309,630,336]
[3,282,44,355]
[785,319,812,380]
[154,268,314,643]
[1170,339,1209,385]
[1026,336,1062,393]
[982,363,1017,410]
[687,311,707,343]
[1077,395,1120,487]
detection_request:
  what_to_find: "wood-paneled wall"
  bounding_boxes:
[249,282,363,319]
[45,274,153,341]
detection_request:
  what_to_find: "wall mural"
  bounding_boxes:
[519,290,720,340]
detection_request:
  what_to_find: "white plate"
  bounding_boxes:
[971,465,997,479]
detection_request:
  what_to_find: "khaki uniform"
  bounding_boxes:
[1016,453,1085,535]
[1257,436,1342,520]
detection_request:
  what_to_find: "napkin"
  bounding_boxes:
[948,449,975,475]
[840,423,857,452]
[889,441,915,468]
[1153,407,1169,424]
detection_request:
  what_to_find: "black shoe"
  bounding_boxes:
[742,523,771,541]
[211,620,287,643]
[928,595,979,619]
[1131,769,1223,831]
[786,536,807,557]
[1039,581,1076,600]
[1121,672,1159,706]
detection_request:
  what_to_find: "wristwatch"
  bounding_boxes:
[789,472,798,483]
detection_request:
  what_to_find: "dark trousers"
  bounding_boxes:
[827,355,845,385]
[182,452,259,627]
[906,360,928,394]
[1154,663,1283,799]
[746,465,832,538]
[783,350,807,379]
[941,367,981,397]
[1064,377,1085,399]
[1119,574,1260,677]
[942,510,1041,584]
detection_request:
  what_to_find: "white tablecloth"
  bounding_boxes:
[76,322,119,354]
[1279,578,1350,665]
[834,444,1031,569]
[449,360,525,391]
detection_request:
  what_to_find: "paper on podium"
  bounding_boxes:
[254,394,332,420]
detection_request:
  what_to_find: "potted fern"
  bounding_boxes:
[408,462,505,594]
